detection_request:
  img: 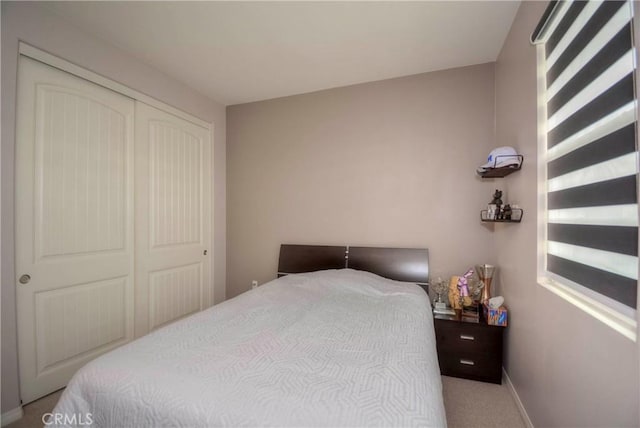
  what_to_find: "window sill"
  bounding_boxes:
[538,276,637,342]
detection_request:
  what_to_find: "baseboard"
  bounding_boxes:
[1,406,23,426]
[503,368,534,428]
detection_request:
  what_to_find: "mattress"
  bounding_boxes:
[52,269,447,427]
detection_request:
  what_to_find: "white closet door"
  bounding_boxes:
[15,57,135,404]
[134,102,211,337]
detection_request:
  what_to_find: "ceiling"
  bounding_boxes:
[44,1,520,106]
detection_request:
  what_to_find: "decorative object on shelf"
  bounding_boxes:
[447,276,460,309]
[448,268,486,311]
[489,189,503,220]
[457,269,473,298]
[461,274,484,323]
[467,276,484,303]
[487,204,496,220]
[484,298,508,326]
[475,264,495,303]
[430,276,449,311]
[430,275,457,318]
[488,296,504,309]
[448,275,471,310]
[461,303,480,323]
[457,268,475,309]
[503,204,512,220]
[476,146,523,178]
[490,189,503,205]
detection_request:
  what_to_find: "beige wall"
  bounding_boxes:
[227,63,497,298]
[494,2,639,427]
[1,2,226,413]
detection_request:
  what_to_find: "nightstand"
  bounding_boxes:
[433,311,504,384]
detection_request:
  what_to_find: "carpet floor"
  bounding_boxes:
[442,376,526,428]
[7,376,526,428]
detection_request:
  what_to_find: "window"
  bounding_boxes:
[532,0,638,340]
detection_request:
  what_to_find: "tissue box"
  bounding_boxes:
[483,304,508,326]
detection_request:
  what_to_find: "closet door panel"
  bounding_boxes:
[135,102,211,336]
[36,88,127,257]
[149,263,202,330]
[150,119,202,248]
[16,56,135,404]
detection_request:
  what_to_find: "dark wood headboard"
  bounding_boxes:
[277,244,429,285]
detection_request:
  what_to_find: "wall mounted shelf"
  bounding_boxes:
[480,208,523,223]
[476,155,524,178]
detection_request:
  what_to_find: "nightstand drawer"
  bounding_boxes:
[437,350,502,384]
[434,319,502,355]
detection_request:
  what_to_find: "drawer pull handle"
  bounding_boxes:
[460,334,475,341]
[460,359,475,366]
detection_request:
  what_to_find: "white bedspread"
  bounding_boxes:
[52,269,446,427]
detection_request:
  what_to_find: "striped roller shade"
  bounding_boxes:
[533,0,638,310]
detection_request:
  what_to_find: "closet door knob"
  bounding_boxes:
[19,274,31,284]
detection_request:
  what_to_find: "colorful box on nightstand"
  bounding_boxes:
[483,304,508,326]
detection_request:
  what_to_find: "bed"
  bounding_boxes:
[52,244,446,427]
